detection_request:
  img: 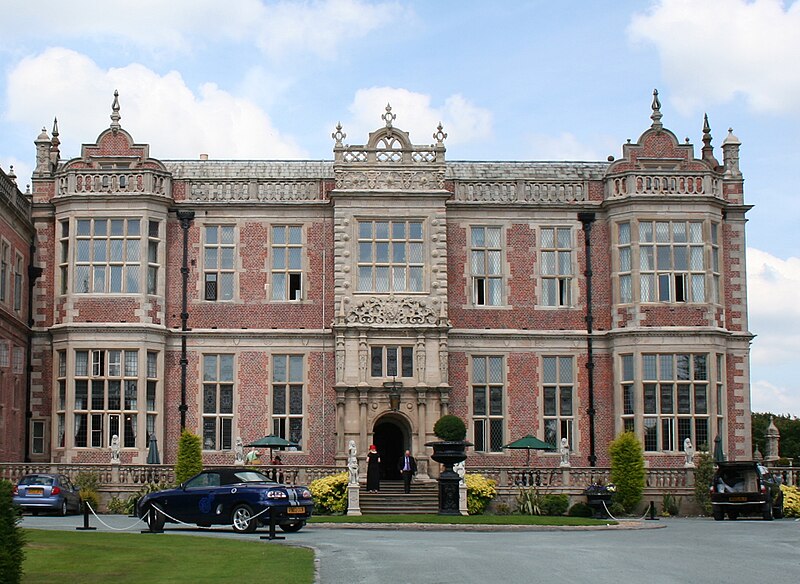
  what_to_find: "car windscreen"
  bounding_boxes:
[20,476,55,486]
[233,471,272,483]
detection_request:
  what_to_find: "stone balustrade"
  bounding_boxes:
[453,181,586,203]
[607,174,722,199]
[56,170,171,197]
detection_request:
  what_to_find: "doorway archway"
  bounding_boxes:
[372,416,409,480]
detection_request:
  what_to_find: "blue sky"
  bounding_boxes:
[1,0,798,416]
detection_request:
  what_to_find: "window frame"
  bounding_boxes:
[540,226,574,307]
[271,354,304,451]
[356,220,425,293]
[542,355,575,451]
[470,226,504,307]
[203,225,236,302]
[73,218,143,294]
[202,353,235,451]
[471,355,505,453]
[271,225,304,301]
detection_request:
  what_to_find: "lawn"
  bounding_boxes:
[21,529,315,584]
[309,514,614,526]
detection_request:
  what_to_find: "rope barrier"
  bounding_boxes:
[85,502,147,531]
[601,500,650,522]
[148,501,272,530]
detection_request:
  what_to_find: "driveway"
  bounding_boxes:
[20,515,800,584]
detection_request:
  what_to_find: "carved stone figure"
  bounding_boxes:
[559,437,570,467]
[347,440,359,485]
[234,437,245,465]
[454,461,466,486]
[110,434,120,464]
[683,438,695,467]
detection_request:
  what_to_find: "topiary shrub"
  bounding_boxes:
[693,452,714,515]
[0,480,25,584]
[309,472,348,514]
[465,473,497,514]
[540,494,570,516]
[568,502,593,517]
[609,431,645,513]
[433,415,467,441]
[175,429,203,485]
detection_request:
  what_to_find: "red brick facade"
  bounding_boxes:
[10,94,752,474]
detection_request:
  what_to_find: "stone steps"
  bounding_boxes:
[357,480,439,514]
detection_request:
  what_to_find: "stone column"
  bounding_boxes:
[416,390,427,451]
[336,391,346,454]
[359,389,368,452]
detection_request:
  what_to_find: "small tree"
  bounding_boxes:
[609,431,646,513]
[693,452,714,515]
[0,480,25,584]
[175,429,203,484]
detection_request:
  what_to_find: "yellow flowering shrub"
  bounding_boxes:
[465,473,497,515]
[780,484,800,517]
[309,472,348,514]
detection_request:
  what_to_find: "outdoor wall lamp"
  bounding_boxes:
[383,378,402,411]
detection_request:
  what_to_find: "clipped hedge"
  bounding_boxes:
[0,479,25,584]
[465,473,496,515]
[309,472,348,514]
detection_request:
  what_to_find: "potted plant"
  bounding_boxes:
[584,480,616,518]
[426,415,472,515]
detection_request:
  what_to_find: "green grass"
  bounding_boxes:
[22,529,314,584]
[309,514,613,526]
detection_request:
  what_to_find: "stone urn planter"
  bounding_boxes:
[427,415,472,515]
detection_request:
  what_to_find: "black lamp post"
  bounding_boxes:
[383,378,402,411]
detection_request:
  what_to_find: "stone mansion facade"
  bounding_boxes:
[4,91,752,478]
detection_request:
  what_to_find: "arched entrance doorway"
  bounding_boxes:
[373,416,409,481]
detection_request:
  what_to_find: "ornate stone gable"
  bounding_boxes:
[332,104,448,192]
[344,296,447,327]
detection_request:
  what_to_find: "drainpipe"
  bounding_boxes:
[24,236,43,462]
[578,212,597,467]
[176,210,195,431]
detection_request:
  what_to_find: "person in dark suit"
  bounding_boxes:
[397,449,417,493]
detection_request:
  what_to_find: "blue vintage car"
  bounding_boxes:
[137,467,313,533]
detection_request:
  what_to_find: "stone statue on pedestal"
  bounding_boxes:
[110,434,120,464]
[559,438,570,467]
[347,440,359,485]
[683,438,695,467]
[234,437,245,465]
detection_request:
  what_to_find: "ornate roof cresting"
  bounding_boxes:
[382,103,396,129]
[433,122,447,147]
[110,90,121,132]
[650,89,663,130]
[345,296,443,327]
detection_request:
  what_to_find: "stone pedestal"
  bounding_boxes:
[346,483,362,516]
[459,483,468,516]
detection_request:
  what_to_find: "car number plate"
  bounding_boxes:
[729,496,747,502]
[287,507,305,514]
[28,487,44,496]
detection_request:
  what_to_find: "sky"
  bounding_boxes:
[0,0,798,417]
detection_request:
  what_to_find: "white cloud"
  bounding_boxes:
[750,380,800,416]
[1,0,402,60]
[747,247,800,367]
[629,0,800,114]
[525,132,618,162]
[5,48,305,161]
[342,87,492,147]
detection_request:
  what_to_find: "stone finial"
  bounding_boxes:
[50,117,61,167]
[110,90,121,132]
[7,165,16,184]
[34,126,51,175]
[765,416,780,462]
[650,89,663,130]
[722,127,741,178]
[382,103,396,129]
[433,122,447,146]
[332,122,346,147]
[701,113,719,167]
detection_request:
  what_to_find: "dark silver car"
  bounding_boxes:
[12,473,82,516]
[710,461,784,520]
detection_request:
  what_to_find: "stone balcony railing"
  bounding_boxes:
[0,168,31,218]
[606,173,722,199]
[56,169,171,198]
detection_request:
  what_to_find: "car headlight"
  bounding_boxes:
[267,490,287,499]
[301,489,312,499]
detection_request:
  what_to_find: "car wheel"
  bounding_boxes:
[147,505,166,532]
[231,504,257,534]
[279,522,304,533]
[60,500,68,517]
[762,501,773,521]
[712,507,724,521]
[774,495,784,519]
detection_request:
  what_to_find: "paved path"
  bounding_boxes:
[20,515,800,584]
